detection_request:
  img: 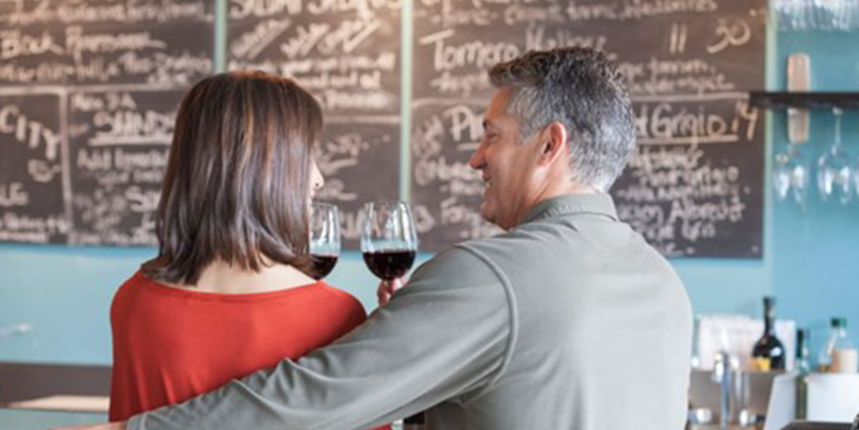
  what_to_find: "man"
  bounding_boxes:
[66,47,692,430]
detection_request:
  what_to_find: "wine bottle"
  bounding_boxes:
[795,328,810,420]
[751,296,785,371]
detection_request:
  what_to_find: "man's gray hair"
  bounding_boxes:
[489,47,636,192]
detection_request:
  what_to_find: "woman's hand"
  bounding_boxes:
[377,277,407,305]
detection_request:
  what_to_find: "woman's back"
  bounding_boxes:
[106,71,391,429]
[109,272,366,421]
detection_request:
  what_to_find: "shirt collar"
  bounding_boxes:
[520,193,619,225]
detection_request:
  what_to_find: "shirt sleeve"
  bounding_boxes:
[128,246,514,430]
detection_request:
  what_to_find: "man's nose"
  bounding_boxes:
[468,145,485,170]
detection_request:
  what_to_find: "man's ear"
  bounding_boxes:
[537,122,568,167]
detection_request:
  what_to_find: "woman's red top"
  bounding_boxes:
[109,271,388,429]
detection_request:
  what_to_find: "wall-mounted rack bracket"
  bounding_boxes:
[787,53,810,143]
[749,91,859,110]
[749,53,859,144]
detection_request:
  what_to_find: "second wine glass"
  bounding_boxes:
[309,202,340,280]
[773,142,810,206]
[360,201,418,285]
[817,107,853,205]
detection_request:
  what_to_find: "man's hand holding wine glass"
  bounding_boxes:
[377,276,407,305]
[359,201,418,305]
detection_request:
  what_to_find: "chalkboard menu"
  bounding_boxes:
[228,0,402,248]
[0,89,69,243]
[411,0,766,258]
[68,88,184,245]
[0,0,214,245]
[2,0,767,258]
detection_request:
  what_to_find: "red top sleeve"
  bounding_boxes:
[109,272,390,430]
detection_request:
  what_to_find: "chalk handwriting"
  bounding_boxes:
[0,182,29,208]
[420,29,520,72]
[707,18,751,54]
[4,0,209,26]
[0,104,60,161]
[230,18,291,60]
[229,0,302,20]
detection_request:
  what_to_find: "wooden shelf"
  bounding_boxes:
[749,91,859,110]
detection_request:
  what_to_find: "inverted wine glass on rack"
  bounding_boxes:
[817,107,854,205]
[309,202,341,280]
[773,0,859,31]
[360,201,418,287]
[773,142,810,206]
[854,155,859,201]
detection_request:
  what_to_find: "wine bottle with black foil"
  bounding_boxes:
[795,328,810,420]
[751,296,786,371]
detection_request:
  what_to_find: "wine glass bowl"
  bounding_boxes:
[854,157,859,200]
[364,249,416,281]
[773,0,859,31]
[816,150,853,203]
[816,108,853,205]
[773,143,809,206]
[309,202,341,280]
[361,201,418,282]
[774,152,792,200]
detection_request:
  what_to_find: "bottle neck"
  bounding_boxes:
[764,311,776,335]
[796,332,807,359]
[763,298,776,336]
[833,326,847,339]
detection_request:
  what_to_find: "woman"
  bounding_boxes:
[109,71,388,430]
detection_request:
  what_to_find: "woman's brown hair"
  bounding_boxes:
[142,71,322,285]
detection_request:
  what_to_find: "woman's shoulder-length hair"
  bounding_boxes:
[142,70,322,285]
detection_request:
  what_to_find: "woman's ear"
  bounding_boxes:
[537,122,568,167]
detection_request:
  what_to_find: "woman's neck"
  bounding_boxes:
[168,260,317,294]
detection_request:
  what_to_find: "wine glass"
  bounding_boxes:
[360,201,418,288]
[773,142,810,206]
[817,108,853,205]
[828,0,854,31]
[775,0,809,31]
[854,156,859,201]
[309,202,340,280]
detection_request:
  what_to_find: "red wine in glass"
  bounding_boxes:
[362,250,416,281]
[310,254,338,280]
[360,201,418,284]
[309,202,340,280]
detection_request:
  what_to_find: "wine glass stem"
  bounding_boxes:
[834,107,843,149]
[383,279,397,297]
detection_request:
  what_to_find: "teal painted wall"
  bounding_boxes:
[771,31,859,360]
[0,246,154,363]
[0,246,432,364]
[1,8,858,365]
